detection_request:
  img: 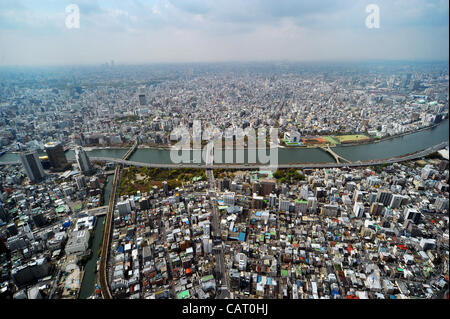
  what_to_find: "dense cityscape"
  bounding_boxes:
[0,61,448,300]
[0,62,448,152]
[0,0,449,306]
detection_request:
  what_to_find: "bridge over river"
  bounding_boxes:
[86,141,447,169]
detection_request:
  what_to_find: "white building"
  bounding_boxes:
[353,202,365,218]
[284,130,301,143]
[237,253,248,271]
[65,230,90,255]
[223,192,235,206]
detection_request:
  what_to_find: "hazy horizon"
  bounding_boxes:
[0,0,448,66]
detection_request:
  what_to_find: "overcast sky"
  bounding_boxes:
[0,0,448,65]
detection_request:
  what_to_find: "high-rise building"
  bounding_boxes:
[389,194,404,209]
[421,165,436,180]
[75,147,92,175]
[261,180,276,196]
[376,189,393,206]
[252,194,264,209]
[269,193,277,208]
[404,208,422,224]
[138,94,147,106]
[279,196,290,212]
[307,197,318,211]
[353,190,364,202]
[117,200,132,216]
[368,192,377,204]
[401,73,412,88]
[223,192,235,206]
[370,202,384,216]
[202,238,212,255]
[237,253,248,271]
[435,197,449,211]
[44,142,69,171]
[0,204,8,222]
[300,185,309,200]
[162,181,168,194]
[353,202,365,218]
[252,181,262,196]
[20,151,45,182]
[75,175,86,190]
[295,200,308,214]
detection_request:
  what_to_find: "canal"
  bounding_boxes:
[78,174,113,299]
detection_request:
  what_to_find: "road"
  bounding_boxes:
[98,165,118,299]
[206,168,231,299]
[98,140,138,299]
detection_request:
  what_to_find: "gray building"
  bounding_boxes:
[75,147,93,175]
[20,151,45,182]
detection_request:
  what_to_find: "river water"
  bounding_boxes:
[0,119,448,164]
[79,119,448,164]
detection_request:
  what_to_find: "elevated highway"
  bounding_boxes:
[98,166,118,299]
[98,140,137,299]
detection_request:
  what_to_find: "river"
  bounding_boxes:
[82,119,448,164]
[0,119,448,164]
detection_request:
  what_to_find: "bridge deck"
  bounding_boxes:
[318,145,350,164]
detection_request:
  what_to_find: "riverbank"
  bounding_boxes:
[333,120,447,148]
[0,120,445,157]
[76,119,448,150]
[0,119,447,165]
[281,119,448,148]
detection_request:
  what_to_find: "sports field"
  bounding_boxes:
[334,134,370,143]
[301,137,327,145]
[323,136,340,144]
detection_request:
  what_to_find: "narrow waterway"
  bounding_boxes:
[78,174,113,299]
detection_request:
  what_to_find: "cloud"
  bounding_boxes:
[0,0,448,65]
